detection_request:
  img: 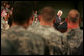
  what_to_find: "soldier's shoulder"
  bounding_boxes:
[66,28,83,41]
[68,28,83,35]
[28,24,64,39]
[1,26,27,39]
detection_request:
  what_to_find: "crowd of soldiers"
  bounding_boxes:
[1,1,83,55]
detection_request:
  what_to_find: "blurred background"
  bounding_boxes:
[1,0,83,29]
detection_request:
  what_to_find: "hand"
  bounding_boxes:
[60,22,63,25]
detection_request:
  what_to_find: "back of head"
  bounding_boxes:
[13,1,33,25]
[68,9,80,23]
[40,7,56,23]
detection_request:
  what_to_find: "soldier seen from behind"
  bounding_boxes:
[65,9,83,55]
[1,1,46,55]
[28,7,68,55]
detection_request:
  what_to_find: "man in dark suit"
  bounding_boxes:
[54,10,67,33]
[56,10,63,23]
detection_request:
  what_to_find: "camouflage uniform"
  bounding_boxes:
[1,25,45,55]
[28,24,83,55]
[2,23,82,55]
[28,23,68,55]
[65,28,83,55]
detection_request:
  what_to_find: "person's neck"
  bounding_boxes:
[40,21,53,27]
[68,21,79,29]
[11,22,29,29]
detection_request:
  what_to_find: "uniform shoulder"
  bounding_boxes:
[68,28,83,35]
[28,24,65,39]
